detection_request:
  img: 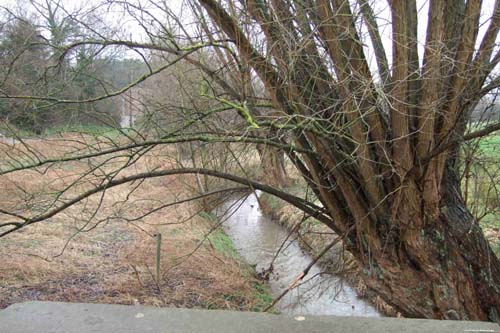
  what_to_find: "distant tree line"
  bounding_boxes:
[0,1,146,133]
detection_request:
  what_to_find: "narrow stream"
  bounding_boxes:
[217,192,380,317]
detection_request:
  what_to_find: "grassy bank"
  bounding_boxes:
[0,137,272,312]
[0,123,135,144]
[199,211,274,312]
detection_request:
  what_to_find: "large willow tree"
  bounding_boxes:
[193,0,500,321]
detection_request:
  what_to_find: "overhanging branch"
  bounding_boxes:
[0,168,332,238]
[0,133,316,176]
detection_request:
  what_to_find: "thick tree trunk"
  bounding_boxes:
[196,0,500,321]
[355,159,500,321]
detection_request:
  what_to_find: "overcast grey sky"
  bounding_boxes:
[0,0,498,71]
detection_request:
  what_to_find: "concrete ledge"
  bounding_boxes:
[0,301,499,333]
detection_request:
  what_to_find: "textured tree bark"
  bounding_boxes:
[354,157,500,321]
[194,0,500,321]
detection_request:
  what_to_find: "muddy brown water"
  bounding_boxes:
[217,192,380,316]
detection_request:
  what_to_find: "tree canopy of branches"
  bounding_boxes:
[1,0,500,322]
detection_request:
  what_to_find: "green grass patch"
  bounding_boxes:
[0,122,133,140]
[0,123,36,137]
[43,124,128,139]
[197,212,275,312]
[208,229,240,259]
[197,211,240,259]
[198,211,218,223]
[478,134,500,158]
[251,281,275,312]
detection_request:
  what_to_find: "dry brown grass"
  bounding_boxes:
[0,136,267,311]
